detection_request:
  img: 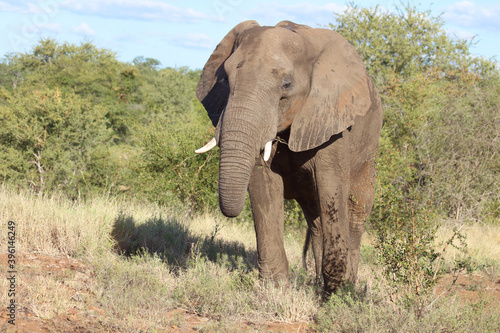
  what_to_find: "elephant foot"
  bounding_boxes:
[258,262,289,283]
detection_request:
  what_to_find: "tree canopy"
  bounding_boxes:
[330,3,497,84]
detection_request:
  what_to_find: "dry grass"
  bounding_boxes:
[24,275,74,319]
[435,220,500,274]
[0,187,117,256]
[1,185,499,332]
[360,219,500,276]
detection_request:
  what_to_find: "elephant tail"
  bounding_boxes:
[302,228,311,271]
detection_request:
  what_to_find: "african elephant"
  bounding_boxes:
[195,20,383,294]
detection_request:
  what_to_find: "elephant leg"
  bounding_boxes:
[316,171,353,294]
[348,162,376,282]
[296,198,322,284]
[248,164,288,282]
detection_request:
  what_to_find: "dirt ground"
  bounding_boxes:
[1,253,499,332]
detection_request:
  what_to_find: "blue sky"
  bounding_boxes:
[1,0,499,69]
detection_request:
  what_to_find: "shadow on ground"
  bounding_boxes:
[111,213,257,271]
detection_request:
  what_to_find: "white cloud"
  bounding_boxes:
[1,0,67,14]
[164,33,216,50]
[444,1,500,31]
[71,22,96,36]
[62,0,220,23]
[246,2,345,27]
[0,1,28,13]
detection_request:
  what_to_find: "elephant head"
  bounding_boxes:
[196,20,373,218]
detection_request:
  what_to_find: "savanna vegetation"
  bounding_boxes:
[1,3,499,331]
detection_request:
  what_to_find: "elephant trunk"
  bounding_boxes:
[218,93,276,217]
[218,143,253,216]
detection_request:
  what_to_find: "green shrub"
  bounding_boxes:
[0,87,114,196]
[371,185,439,296]
[135,113,219,211]
[418,78,500,222]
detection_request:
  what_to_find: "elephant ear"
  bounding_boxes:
[196,20,260,127]
[288,29,372,152]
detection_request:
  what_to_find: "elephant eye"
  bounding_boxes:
[281,77,293,90]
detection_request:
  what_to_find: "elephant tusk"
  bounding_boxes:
[263,141,272,161]
[195,137,217,154]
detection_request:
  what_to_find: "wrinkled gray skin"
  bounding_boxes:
[196,20,383,294]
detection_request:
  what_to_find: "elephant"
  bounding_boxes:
[195,20,383,294]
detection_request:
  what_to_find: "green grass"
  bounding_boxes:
[1,185,499,331]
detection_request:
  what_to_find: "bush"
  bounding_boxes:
[371,186,439,297]
[418,78,500,222]
[0,87,113,196]
[135,113,219,211]
[0,39,218,208]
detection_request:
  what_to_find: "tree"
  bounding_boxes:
[0,86,113,195]
[133,56,161,70]
[0,39,216,204]
[330,3,496,85]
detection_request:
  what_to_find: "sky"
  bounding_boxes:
[0,0,499,70]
